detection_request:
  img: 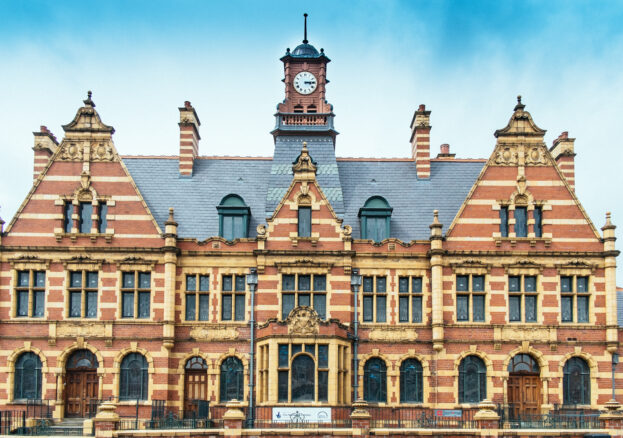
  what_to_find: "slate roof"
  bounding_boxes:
[123,155,485,241]
[618,288,623,326]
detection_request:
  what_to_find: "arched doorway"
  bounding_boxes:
[65,350,99,418]
[184,357,208,418]
[507,354,540,418]
[291,355,314,402]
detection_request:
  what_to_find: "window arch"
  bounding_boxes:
[358,196,392,242]
[220,357,243,402]
[507,354,539,374]
[66,349,99,370]
[363,358,387,403]
[217,195,250,241]
[563,357,590,405]
[291,354,315,402]
[458,356,486,403]
[186,356,208,370]
[400,358,423,403]
[120,353,148,400]
[14,352,42,400]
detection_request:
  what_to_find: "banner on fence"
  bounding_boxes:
[434,409,462,418]
[272,407,332,423]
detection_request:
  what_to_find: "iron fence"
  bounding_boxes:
[497,404,604,429]
[118,400,212,430]
[25,400,53,419]
[368,406,478,429]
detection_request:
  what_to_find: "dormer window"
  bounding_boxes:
[217,195,250,241]
[358,196,392,242]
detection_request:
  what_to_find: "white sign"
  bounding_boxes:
[272,407,332,423]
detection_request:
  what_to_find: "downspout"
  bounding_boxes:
[247,268,257,427]
[352,269,360,401]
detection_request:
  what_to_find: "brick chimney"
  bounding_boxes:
[436,143,456,159]
[550,131,576,191]
[410,104,431,178]
[32,126,58,181]
[178,101,201,177]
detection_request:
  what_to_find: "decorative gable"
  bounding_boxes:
[445,97,602,252]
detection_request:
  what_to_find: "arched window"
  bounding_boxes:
[217,195,250,241]
[358,196,392,242]
[507,354,539,374]
[220,357,243,402]
[186,356,208,370]
[458,356,486,403]
[14,353,42,400]
[120,353,148,400]
[291,355,315,402]
[363,358,387,403]
[563,357,590,405]
[400,359,423,403]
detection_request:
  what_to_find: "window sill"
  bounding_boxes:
[117,400,150,406]
[55,232,114,243]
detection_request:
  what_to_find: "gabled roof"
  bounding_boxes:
[123,155,485,242]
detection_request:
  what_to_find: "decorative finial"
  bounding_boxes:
[302,141,308,150]
[514,94,525,111]
[168,207,175,221]
[303,13,308,44]
[83,90,95,107]
[517,95,521,104]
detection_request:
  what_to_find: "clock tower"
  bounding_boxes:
[272,14,337,139]
[267,14,344,217]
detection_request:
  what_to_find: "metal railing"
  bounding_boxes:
[368,406,478,429]
[26,400,53,419]
[497,404,604,429]
[118,400,212,430]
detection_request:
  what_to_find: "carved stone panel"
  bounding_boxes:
[368,327,418,342]
[57,322,105,337]
[500,326,554,343]
[190,327,239,341]
[287,306,320,335]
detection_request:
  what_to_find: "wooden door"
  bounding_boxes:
[65,371,99,417]
[184,370,207,418]
[508,374,541,419]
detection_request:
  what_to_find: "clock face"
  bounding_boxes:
[293,71,318,95]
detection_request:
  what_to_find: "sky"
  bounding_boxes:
[0,0,622,279]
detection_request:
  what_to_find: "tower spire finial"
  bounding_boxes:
[303,13,308,44]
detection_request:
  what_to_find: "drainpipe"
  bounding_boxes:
[350,269,362,401]
[246,268,258,428]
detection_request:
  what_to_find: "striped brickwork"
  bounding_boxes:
[178,101,200,177]
[410,104,431,179]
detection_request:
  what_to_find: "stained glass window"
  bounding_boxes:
[277,344,329,402]
[563,357,590,405]
[119,353,148,400]
[14,353,42,400]
[220,357,243,402]
[364,358,387,403]
[15,270,45,318]
[291,355,315,402]
[456,275,486,322]
[459,356,486,403]
[221,275,245,321]
[121,272,150,319]
[400,359,423,403]
[68,271,98,318]
[185,274,210,321]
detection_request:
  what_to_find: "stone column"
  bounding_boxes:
[602,213,618,350]
[600,402,623,438]
[430,210,444,351]
[222,400,245,437]
[350,399,371,438]
[92,400,120,438]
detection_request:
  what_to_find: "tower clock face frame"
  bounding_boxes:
[293,71,318,95]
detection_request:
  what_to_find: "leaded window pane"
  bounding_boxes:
[561,296,573,322]
[564,358,590,405]
[298,275,311,291]
[473,295,485,321]
[186,275,197,291]
[376,277,386,293]
[318,370,328,401]
[235,275,246,291]
[577,296,589,322]
[33,291,44,317]
[98,204,108,233]
[282,294,295,320]
[86,291,97,318]
[186,294,196,320]
[500,206,509,237]
[87,272,98,288]
[120,353,148,400]
[457,295,469,321]
[577,277,588,293]
[291,344,302,355]
[534,207,542,237]
[71,272,82,288]
[199,275,210,291]
[17,291,28,316]
[376,295,386,322]
[139,273,150,289]
[138,292,150,318]
[364,358,387,403]
[220,357,243,402]
[18,271,30,287]
[123,272,135,289]
[222,275,233,291]
[70,292,81,317]
[298,207,311,237]
[412,296,422,323]
[304,344,314,355]
[34,271,45,287]
[198,294,209,321]
[363,295,373,322]
[278,370,288,402]
[64,203,73,233]
[472,276,484,292]
[313,275,326,291]
[456,275,469,291]
[459,356,486,403]
[509,276,520,292]
[363,277,373,292]
[318,345,328,368]
[222,295,232,320]
[122,292,134,317]
[514,207,527,237]
[412,277,422,293]
[509,295,521,322]
[313,294,326,319]
[234,294,245,320]
[525,276,537,292]
[525,295,537,322]
[15,353,42,400]
[278,345,289,367]
[400,359,423,403]
[79,202,92,233]
[561,276,572,292]
[298,293,310,307]
[399,277,409,293]
[291,355,314,402]
[282,275,295,291]
[399,296,409,322]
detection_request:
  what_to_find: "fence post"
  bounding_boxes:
[222,400,245,438]
[351,400,371,438]
[600,401,623,438]
[474,400,499,438]
[92,400,120,438]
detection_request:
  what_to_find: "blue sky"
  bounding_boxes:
[1,0,622,278]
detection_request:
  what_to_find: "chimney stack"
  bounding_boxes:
[179,101,201,177]
[32,126,58,181]
[436,143,456,159]
[550,131,576,191]
[410,104,431,178]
